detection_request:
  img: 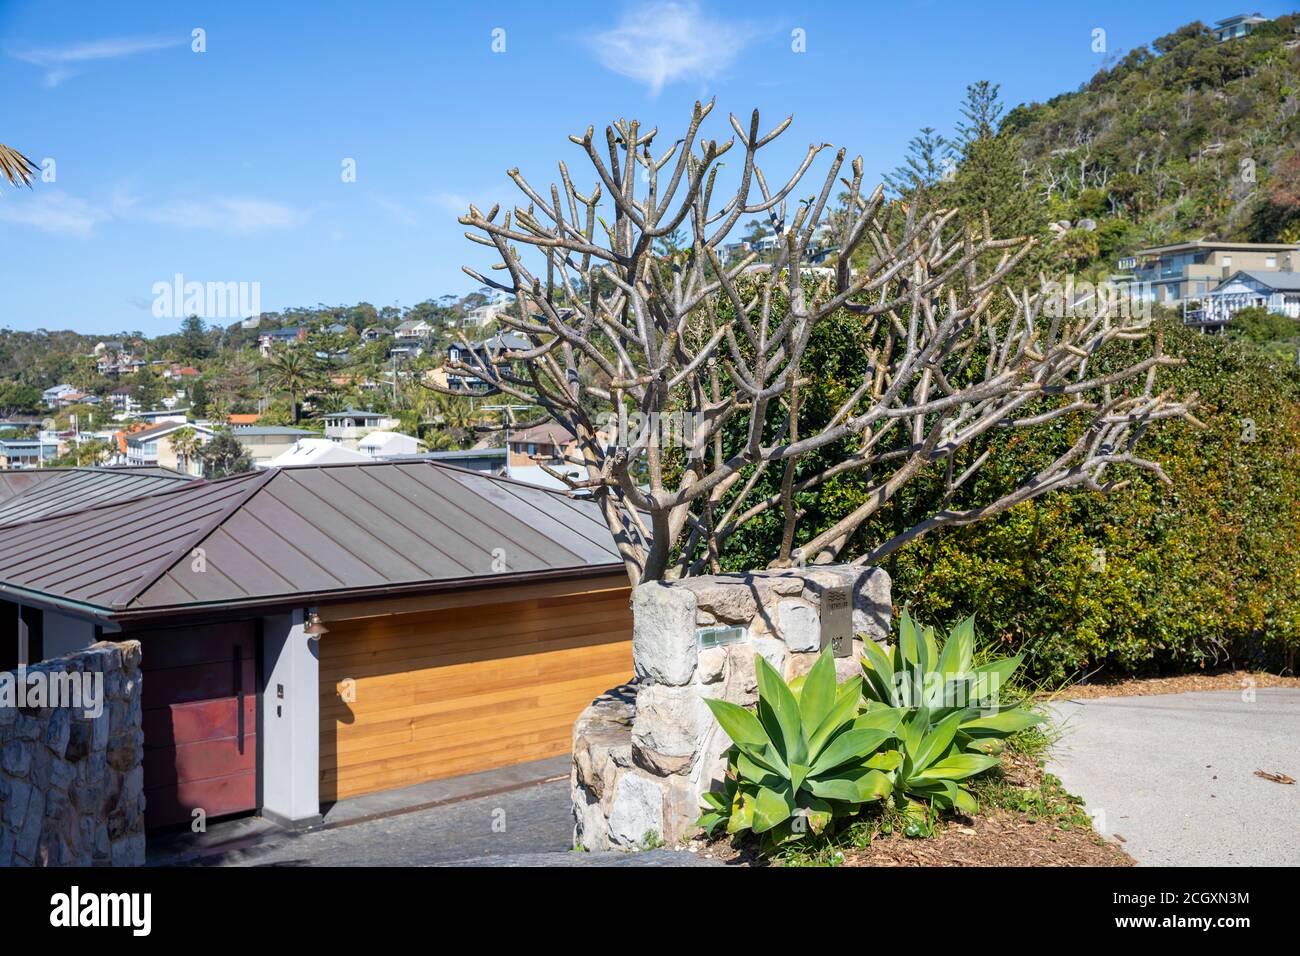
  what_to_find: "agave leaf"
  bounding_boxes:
[860,639,897,706]
[704,697,769,748]
[807,676,863,759]
[953,786,978,815]
[806,767,891,803]
[902,705,928,760]
[911,752,1000,783]
[866,749,903,771]
[910,709,965,772]
[961,734,1005,756]
[897,607,919,670]
[852,706,904,734]
[726,784,756,834]
[909,778,959,808]
[960,707,1044,737]
[809,727,892,777]
[695,808,727,835]
[751,783,795,833]
[755,654,807,765]
[937,614,975,679]
[797,794,834,836]
[920,624,938,676]
[700,788,727,811]
[971,653,1023,703]
[734,747,784,785]
[797,652,837,734]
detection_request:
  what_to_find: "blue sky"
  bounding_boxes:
[1,0,1291,335]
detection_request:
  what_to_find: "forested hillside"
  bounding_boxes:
[885,13,1300,278]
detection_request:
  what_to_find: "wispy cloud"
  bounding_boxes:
[373,195,419,227]
[428,191,473,214]
[0,191,109,238]
[0,190,307,238]
[587,1,762,95]
[142,197,307,234]
[8,34,185,87]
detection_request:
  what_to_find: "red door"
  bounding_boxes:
[139,622,258,828]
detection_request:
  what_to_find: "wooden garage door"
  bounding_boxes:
[320,585,632,802]
[139,622,258,828]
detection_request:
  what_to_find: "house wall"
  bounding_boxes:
[236,435,301,463]
[261,611,321,827]
[42,612,97,659]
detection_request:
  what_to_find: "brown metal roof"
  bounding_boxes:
[0,467,196,527]
[0,460,631,616]
[0,470,62,505]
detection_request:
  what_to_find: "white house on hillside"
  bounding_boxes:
[358,431,426,458]
[1194,270,1300,329]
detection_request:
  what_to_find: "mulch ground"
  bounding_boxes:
[837,809,1132,867]
[1049,670,1300,700]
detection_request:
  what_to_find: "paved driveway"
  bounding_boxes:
[159,766,720,867]
[1048,688,1300,866]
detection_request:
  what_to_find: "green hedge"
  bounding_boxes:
[715,313,1300,683]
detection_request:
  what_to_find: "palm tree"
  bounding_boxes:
[262,348,318,423]
[422,392,483,449]
[0,145,37,188]
[170,427,201,476]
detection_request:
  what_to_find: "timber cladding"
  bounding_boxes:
[320,581,633,802]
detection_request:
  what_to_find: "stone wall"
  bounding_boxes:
[573,565,890,850]
[0,641,145,867]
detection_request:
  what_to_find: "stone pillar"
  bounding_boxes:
[260,611,321,828]
[572,565,890,850]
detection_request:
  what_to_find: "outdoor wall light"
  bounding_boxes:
[304,609,329,639]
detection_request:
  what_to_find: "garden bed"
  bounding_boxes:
[684,744,1132,867]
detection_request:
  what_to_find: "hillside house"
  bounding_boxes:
[42,384,78,409]
[258,326,308,357]
[125,421,216,475]
[1215,13,1269,41]
[0,438,60,469]
[1190,270,1300,329]
[1115,241,1299,306]
[442,330,530,393]
[357,430,426,458]
[231,425,317,466]
[322,408,401,449]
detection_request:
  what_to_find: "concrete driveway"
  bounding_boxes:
[1048,688,1300,866]
[151,756,721,867]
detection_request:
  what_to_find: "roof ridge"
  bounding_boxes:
[116,468,279,611]
[420,457,592,499]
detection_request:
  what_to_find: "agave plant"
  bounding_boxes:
[883,707,1002,830]
[861,609,1042,755]
[697,651,902,844]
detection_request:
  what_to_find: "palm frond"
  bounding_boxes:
[0,144,37,189]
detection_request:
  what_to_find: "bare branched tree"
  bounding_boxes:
[433,101,1195,587]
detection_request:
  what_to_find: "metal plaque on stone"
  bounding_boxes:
[819,585,853,658]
